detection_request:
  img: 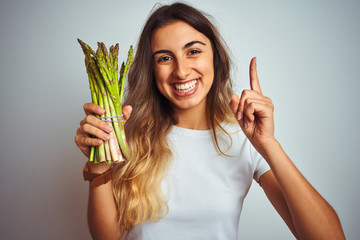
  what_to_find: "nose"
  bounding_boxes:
[173,58,191,80]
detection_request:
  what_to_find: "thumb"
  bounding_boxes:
[229,94,240,115]
[122,105,133,121]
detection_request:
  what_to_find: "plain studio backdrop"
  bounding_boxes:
[0,0,359,239]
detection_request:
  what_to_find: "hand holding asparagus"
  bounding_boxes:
[77,39,133,164]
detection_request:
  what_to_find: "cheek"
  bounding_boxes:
[153,65,168,83]
[154,72,169,97]
[200,53,214,76]
[201,58,215,83]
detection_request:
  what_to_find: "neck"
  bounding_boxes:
[173,104,210,130]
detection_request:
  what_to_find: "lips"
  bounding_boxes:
[172,78,199,96]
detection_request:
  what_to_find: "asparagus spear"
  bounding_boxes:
[77,38,132,164]
[119,46,133,105]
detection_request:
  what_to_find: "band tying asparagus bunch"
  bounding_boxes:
[78,38,133,164]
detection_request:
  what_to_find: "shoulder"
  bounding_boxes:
[217,121,247,145]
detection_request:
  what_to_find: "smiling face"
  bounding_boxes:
[151,21,214,115]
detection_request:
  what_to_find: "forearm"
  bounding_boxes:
[87,164,122,240]
[262,140,345,240]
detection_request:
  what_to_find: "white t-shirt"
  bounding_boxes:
[125,122,270,240]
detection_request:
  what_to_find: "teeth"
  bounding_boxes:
[174,79,198,93]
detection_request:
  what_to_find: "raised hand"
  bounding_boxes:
[230,57,275,151]
[75,103,132,158]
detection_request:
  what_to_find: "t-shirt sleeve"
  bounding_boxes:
[249,143,271,183]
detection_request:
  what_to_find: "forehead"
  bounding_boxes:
[151,21,210,50]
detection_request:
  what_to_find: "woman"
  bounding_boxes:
[75,2,345,239]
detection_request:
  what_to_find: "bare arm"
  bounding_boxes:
[258,170,299,239]
[75,103,133,239]
[87,163,122,240]
[259,146,345,239]
[230,57,345,239]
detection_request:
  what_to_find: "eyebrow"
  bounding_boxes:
[184,40,206,49]
[152,40,206,57]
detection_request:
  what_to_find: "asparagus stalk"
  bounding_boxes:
[97,88,111,162]
[95,43,129,159]
[78,38,132,164]
[86,58,97,163]
[119,46,133,105]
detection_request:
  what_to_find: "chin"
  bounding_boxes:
[171,98,206,111]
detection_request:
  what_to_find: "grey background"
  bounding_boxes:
[0,0,359,239]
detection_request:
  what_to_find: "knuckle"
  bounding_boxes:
[90,138,101,146]
[84,137,91,146]
[242,89,251,96]
[270,103,275,111]
[83,102,91,109]
[82,123,92,133]
[247,101,256,109]
[83,103,91,114]
[75,135,85,148]
[244,107,252,115]
[82,137,91,146]
[100,121,109,129]
[74,135,79,145]
[84,115,93,123]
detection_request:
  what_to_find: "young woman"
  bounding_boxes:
[75,3,345,239]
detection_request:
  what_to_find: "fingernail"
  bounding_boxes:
[236,112,243,120]
[236,112,241,120]
[103,133,110,140]
[98,107,105,114]
[244,120,249,129]
[105,125,113,132]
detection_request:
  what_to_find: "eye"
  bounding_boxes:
[157,55,172,63]
[188,49,201,55]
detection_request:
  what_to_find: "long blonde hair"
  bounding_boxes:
[112,2,236,232]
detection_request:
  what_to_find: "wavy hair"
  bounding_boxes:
[112,2,237,233]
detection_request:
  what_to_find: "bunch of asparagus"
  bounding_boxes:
[78,38,133,164]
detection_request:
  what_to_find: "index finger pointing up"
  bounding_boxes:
[250,57,262,94]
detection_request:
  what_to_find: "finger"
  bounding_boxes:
[238,89,264,119]
[84,115,113,133]
[122,105,133,121]
[83,102,105,116]
[243,99,263,122]
[243,100,272,123]
[249,57,262,94]
[78,136,103,159]
[74,134,102,157]
[82,123,111,141]
[82,136,103,147]
[75,133,103,147]
[241,115,250,129]
[74,134,90,157]
[229,95,241,119]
